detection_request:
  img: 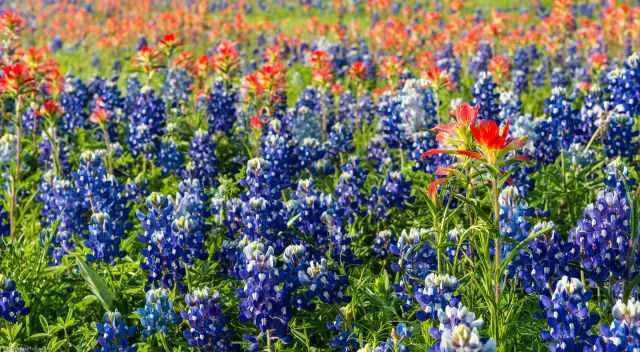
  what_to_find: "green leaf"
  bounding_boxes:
[74,255,114,311]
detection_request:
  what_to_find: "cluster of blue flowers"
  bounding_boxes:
[95,311,137,352]
[127,89,167,160]
[429,304,496,352]
[136,288,179,337]
[137,180,207,292]
[415,273,460,321]
[472,72,500,120]
[0,279,28,324]
[181,287,235,350]
[539,276,600,350]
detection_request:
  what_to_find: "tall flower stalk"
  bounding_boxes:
[423,103,526,345]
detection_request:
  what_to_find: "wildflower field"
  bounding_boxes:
[3,0,640,351]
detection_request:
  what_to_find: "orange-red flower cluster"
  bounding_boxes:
[424,103,525,165]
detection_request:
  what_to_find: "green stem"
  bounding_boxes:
[102,126,114,174]
[10,96,22,240]
[266,330,273,352]
[491,175,501,344]
[157,333,170,352]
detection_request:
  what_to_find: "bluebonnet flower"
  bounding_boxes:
[372,230,392,258]
[510,112,536,155]
[238,241,291,345]
[137,193,186,291]
[207,80,238,135]
[498,91,521,123]
[127,89,167,159]
[540,276,599,350]
[174,178,209,263]
[327,314,359,352]
[136,288,179,337]
[288,179,330,246]
[569,180,631,283]
[604,112,638,159]
[378,93,407,149]
[534,116,562,166]
[39,133,70,173]
[397,79,438,134]
[533,63,547,87]
[297,138,324,170]
[292,87,322,141]
[606,67,640,116]
[446,228,472,261]
[430,304,496,352]
[21,107,39,135]
[327,159,367,225]
[0,279,28,323]
[74,152,131,263]
[235,158,288,250]
[409,132,453,174]
[58,75,89,134]
[367,135,391,172]
[472,72,500,120]
[37,173,85,265]
[326,122,355,157]
[550,67,568,88]
[125,75,142,104]
[137,36,148,50]
[298,258,350,304]
[157,139,184,175]
[95,311,137,352]
[596,298,640,351]
[374,323,410,352]
[181,287,235,350]
[389,228,437,284]
[0,133,15,165]
[354,92,375,128]
[534,88,583,164]
[511,69,528,94]
[415,273,460,321]
[161,68,193,108]
[499,186,533,242]
[89,76,124,128]
[325,218,359,266]
[566,143,595,167]
[336,91,355,126]
[261,119,297,193]
[188,130,217,188]
[469,42,492,78]
[578,85,603,138]
[85,212,125,264]
[50,35,62,52]
[511,222,573,295]
[368,171,413,223]
[512,47,530,84]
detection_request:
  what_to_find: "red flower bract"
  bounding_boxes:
[0,62,36,96]
[471,119,509,152]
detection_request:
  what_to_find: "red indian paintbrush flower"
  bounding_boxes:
[134,46,163,74]
[39,99,62,118]
[212,40,240,78]
[0,62,36,96]
[432,103,480,148]
[348,61,367,81]
[90,107,109,125]
[0,10,25,36]
[158,33,181,57]
[424,66,454,90]
[470,119,524,165]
